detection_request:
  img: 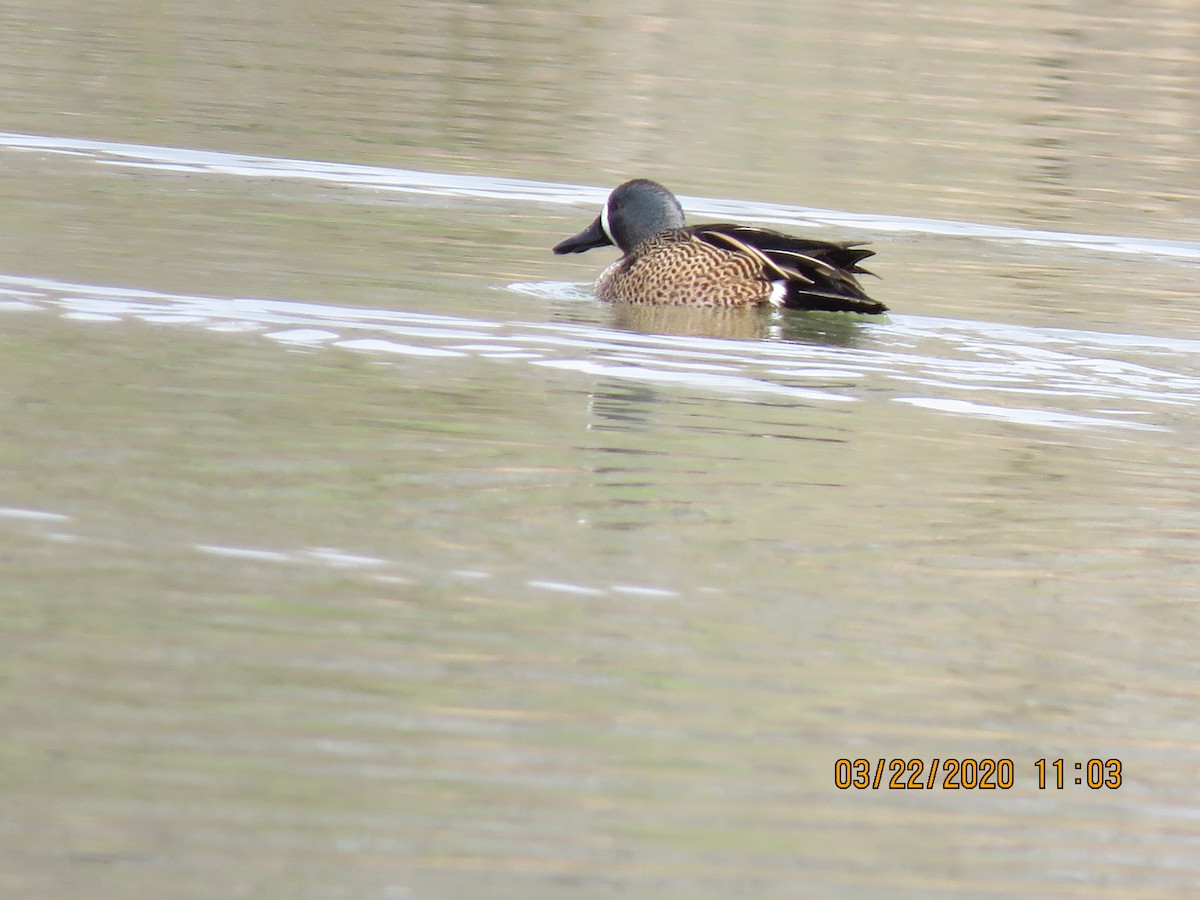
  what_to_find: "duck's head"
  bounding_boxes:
[553,179,686,256]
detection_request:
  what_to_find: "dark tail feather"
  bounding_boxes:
[782,285,889,314]
[811,243,878,274]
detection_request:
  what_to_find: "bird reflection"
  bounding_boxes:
[606,303,870,347]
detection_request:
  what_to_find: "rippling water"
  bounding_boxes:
[2,2,1200,897]
[4,263,1199,434]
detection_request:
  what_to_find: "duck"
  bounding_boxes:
[553,179,886,313]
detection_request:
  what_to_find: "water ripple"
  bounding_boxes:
[3,273,1196,433]
[4,130,1200,263]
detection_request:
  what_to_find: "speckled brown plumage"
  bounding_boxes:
[596,231,770,306]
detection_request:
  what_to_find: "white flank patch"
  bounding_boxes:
[767,280,788,307]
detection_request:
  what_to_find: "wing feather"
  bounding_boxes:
[691,222,886,313]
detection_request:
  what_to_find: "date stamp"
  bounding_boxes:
[833,758,1122,790]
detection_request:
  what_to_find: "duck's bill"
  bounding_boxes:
[553,216,612,254]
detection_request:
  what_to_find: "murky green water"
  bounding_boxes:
[2,2,1200,897]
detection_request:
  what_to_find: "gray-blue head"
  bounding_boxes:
[553,179,686,256]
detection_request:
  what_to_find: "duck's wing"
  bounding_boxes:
[692,223,887,314]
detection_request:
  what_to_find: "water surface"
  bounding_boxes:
[2,2,1199,897]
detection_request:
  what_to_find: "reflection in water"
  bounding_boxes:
[1023,20,1084,223]
[606,302,875,347]
[607,303,770,341]
[774,309,874,347]
[586,381,662,432]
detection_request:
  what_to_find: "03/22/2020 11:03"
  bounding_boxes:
[834,758,1123,791]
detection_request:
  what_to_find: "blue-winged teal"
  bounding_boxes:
[553,179,886,314]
